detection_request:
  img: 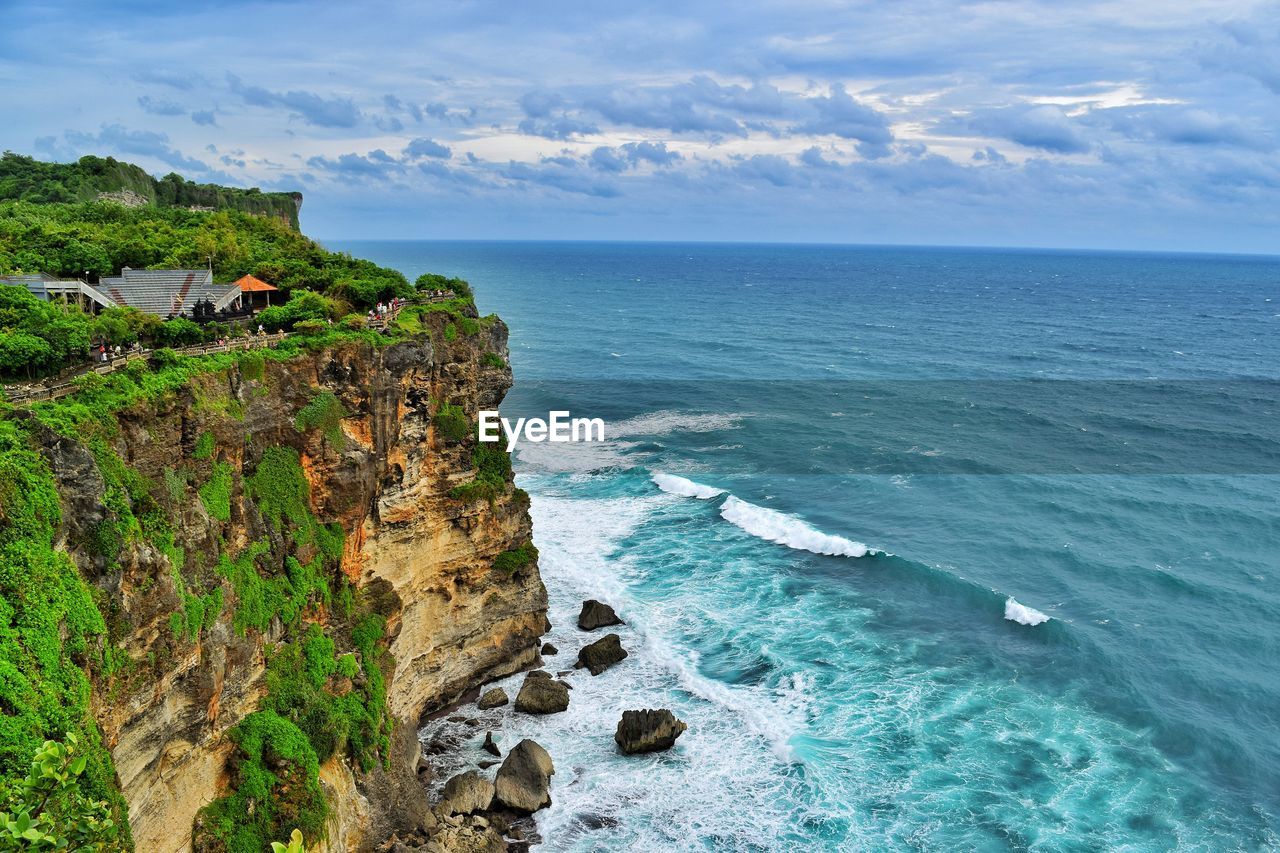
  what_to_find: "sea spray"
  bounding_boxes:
[1004,597,1050,626]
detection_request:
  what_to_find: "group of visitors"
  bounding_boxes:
[368,297,405,323]
[94,341,142,363]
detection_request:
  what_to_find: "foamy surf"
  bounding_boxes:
[1004,597,1050,626]
[651,471,725,499]
[720,495,871,558]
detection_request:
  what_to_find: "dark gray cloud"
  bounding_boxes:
[227,74,361,127]
[960,105,1092,154]
[405,137,452,159]
[791,84,893,158]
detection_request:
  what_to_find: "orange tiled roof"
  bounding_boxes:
[233,274,279,293]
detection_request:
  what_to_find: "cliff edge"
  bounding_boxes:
[21,314,546,850]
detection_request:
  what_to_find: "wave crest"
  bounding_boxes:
[1004,598,1050,626]
[720,496,870,558]
[652,471,726,499]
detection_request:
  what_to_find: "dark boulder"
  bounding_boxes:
[494,739,555,813]
[577,599,623,631]
[615,709,688,754]
[575,633,628,676]
[483,731,501,757]
[514,673,570,714]
[477,687,509,710]
[541,642,559,656]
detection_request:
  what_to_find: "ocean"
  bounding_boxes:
[334,241,1280,851]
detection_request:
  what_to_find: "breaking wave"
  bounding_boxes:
[1005,597,1051,626]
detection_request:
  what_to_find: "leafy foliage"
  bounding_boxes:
[0,152,301,228]
[448,440,512,504]
[433,402,469,443]
[492,542,538,576]
[0,732,119,851]
[294,391,344,446]
[0,419,128,842]
[198,461,233,523]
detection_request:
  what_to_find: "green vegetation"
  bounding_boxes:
[0,419,128,842]
[238,351,265,381]
[0,152,301,228]
[448,440,512,504]
[193,710,326,853]
[192,431,215,460]
[0,732,120,851]
[443,322,457,342]
[493,542,538,576]
[294,390,345,446]
[198,461,233,523]
[433,401,469,443]
[481,352,506,370]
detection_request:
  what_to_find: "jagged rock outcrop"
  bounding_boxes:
[477,688,509,710]
[578,599,623,631]
[615,709,688,754]
[575,633,628,676]
[493,740,554,813]
[39,314,547,851]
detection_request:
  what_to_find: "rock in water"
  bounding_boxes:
[483,731,501,757]
[514,673,570,714]
[440,770,495,815]
[577,599,623,631]
[541,642,559,655]
[477,687,509,710]
[615,709,688,754]
[575,633,628,676]
[494,740,555,813]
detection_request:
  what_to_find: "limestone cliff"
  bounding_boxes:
[34,316,547,851]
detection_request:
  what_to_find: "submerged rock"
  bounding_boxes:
[541,642,559,655]
[440,770,495,816]
[575,633,628,676]
[514,673,570,714]
[578,599,623,631]
[494,739,555,813]
[615,709,688,754]
[477,687,509,710]
[483,731,501,757]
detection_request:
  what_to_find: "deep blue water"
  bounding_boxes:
[338,241,1280,851]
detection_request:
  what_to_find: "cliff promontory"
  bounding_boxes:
[1,312,546,851]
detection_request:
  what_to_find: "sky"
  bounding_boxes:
[2,0,1279,252]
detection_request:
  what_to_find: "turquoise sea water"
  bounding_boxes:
[338,241,1280,851]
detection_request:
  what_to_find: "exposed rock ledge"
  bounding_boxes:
[42,317,547,851]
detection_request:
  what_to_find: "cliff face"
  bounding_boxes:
[37,318,546,850]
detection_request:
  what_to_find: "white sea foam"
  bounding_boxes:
[651,471,725,499]
[612,409,745,437]
[720,495,870,558]
[1004,597,1050,626]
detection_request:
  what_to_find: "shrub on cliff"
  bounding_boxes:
[0,732,120,851]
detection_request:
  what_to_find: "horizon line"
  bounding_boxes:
[313,236,1280,262]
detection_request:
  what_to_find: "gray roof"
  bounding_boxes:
[97,268,241,316]
[1,274,117,310]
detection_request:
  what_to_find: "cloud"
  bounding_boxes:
[46,124,210,172]
[404,137,452,159]
[502,159,621,197]
[791,83,894,157]
[191,110,217,127]
[227,74,361,128]
[137,95,186,117]
[517,116,601,140]
[1098,106,1272,150]
[620,141,682,166]
[732,154,806,187]
[306,150,403,181]
[964,105,1092,154]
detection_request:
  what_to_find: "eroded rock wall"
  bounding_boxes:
[40,318,545,851]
